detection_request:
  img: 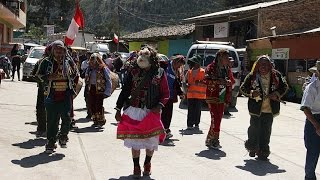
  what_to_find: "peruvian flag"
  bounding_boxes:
[64,1,84,46]
[113,33,119,44]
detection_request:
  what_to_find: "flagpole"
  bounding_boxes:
[116,36,119,53]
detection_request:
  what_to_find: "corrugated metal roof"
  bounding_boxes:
[184,0,295,21]
[305,27,320,33]
[247,27,320,42]
[122,24,195,40]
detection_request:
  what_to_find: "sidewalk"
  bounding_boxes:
[0,79,318,180]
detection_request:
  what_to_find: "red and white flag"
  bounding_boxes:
[65,1,84,46]
[113,33,119,44]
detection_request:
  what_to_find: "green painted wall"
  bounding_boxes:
[129,42,143,52]
[248,48,272,69]
[158,40,169,55]
[249,48,272,62]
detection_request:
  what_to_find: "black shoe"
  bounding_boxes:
[45,141,57,153]
[70,120,78,129]
[36,131,46,137]
[86,115,92,119]
[257,155,269,161]
[91,122,98,127]
[224,111,232,116]
[58,135,69,148]
[249,151,256,157]
[165,132,173,140]
[210,139,222,149]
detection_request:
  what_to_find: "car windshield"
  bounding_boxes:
[188,49,238,68]
[29,49,44,59]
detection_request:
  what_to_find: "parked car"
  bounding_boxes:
[22,46,46,81]
[182,41,241,108]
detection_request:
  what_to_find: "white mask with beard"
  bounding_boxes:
[137,48,151,69]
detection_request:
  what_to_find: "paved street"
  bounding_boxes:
[0,79,319,180]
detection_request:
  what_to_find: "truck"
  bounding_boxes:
[89,43,110,55]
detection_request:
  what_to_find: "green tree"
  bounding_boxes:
[25,24,45,43]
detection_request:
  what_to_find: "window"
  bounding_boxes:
[203,25,214,38]
[288,59,306,72]
[7,27,11,42]
[29,49,44,59]
[188,49,239,68]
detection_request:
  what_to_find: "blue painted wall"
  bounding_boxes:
[168,38,193,57]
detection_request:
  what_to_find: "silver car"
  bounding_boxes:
[22,46,45,81]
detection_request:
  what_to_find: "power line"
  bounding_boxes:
[118,4,175,26]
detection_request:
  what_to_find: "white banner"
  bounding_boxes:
[214,22,228,38]
[46,26,54,37]
[272,48,290,60]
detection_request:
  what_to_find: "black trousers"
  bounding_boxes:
[84,84,91,117]
[36,84,46,132]
[161,99,174,133]
[187,98,202,127]
[12,58,20,80]
[247,113,273,153]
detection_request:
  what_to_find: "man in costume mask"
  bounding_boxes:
[115,46,169,178]
[36,40,79,153]
[240,55,288,160]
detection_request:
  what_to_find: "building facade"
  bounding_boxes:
[0,0,27,53]
[183,0,320,48]
[123,24,195,57]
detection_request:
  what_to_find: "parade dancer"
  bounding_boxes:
[85,53,112,127]
[204,49,234,149]
[31,48,50,137]
[115,46,169,178]
[161,55,185,139]
[240,55,288,160]
[81,52,93,119]
[36,40,79,153]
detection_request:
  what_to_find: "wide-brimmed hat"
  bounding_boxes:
[188,55,202,65]
[309,61,320,73]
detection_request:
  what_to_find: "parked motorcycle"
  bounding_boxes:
[0,55,12,79]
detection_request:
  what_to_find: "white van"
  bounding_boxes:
[183,41,241,108]
[90,43,110,55]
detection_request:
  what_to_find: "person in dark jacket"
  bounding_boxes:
[31,56,47,137]
[11,44,21,81]
[113,54,124,88]
[35,40,79,153]
[240,55,288,160]
[161,55,185,139]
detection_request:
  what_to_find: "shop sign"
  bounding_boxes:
[272,48,289,59]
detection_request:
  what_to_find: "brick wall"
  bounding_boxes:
[260,0,320,37]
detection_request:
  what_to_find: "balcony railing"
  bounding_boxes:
[0,0,24,17]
